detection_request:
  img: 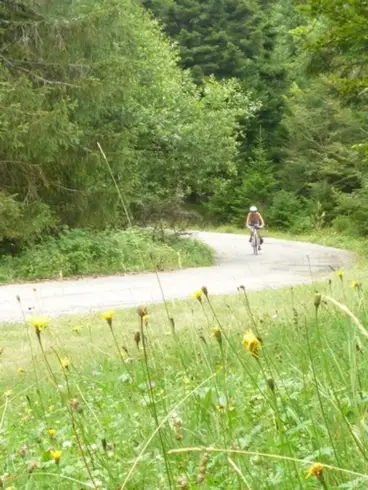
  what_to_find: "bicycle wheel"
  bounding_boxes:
[252,233,258,255]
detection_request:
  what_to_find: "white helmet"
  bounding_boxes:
[250,206,257,212]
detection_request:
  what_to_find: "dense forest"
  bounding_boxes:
[1,0,368,255]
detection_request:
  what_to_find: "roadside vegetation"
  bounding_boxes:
[0,228,213,283]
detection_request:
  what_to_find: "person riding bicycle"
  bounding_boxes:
[246,206,264,246]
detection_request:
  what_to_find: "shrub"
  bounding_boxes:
[269,190,303,229]
[0,193,56,253]
[0,228,213,282]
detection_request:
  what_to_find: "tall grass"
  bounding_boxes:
[1,273,367,489]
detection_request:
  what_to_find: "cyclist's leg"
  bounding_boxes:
[258,227,264,245]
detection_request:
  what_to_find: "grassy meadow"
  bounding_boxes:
[1,266,368,489]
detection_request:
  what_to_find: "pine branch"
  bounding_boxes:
[0,0,43,20]
[0,53,80,88]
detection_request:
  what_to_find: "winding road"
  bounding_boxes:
[0,232,352,323]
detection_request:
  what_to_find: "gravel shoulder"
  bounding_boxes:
[0,231,353,323]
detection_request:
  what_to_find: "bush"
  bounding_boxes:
[0,193,56,253]
[0,228,213,283]
[269,190,303,229]
[332,215,355,235]
[334,187,368,237]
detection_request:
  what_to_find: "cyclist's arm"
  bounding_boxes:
[245,213,251,227]
[259,214,265,227]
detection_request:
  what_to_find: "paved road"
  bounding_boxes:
[0,232,352,323]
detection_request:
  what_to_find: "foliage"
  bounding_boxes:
[140,0,368,236]
[0,0,251,252]
[268,190,304,230]
[141,0,290,178]
[205,131,276,225]
[0,228,213,282]
[142,0,268,83]
[295,0,368,102]
[0,193,56,253]
[293,0,368,174]
[279,81,368,226]
[1,276,368,488]
[334,184,368,237]
[135,188,203,236]
[2,0,368,265]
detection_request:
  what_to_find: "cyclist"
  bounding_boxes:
[246,206,265,248]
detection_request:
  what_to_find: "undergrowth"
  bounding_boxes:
[0,228,213,283]
[1,271,368,489]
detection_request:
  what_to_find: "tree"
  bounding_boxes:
[294,0,368,102]
[0,0,252,250]
[279,80,368,225]
[206,129,276,224]
[140,0,290,160]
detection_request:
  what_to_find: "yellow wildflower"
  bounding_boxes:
[48,428,56,439]
[142,314,150,325]
[241,330,262,359]
[336,270,344,279]
[193,290,203,302]
[306,462,325,479]
[50,450,62,464]
[216,404,225,412]
[29,316,49,332]
[4,389,12,398]
[101,310,115,326]
[352,280,361,289]
[60,359,70,369]
[72,327,80,334]
[17,367,25,374]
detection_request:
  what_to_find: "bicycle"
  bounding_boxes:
[250,225,262,255]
